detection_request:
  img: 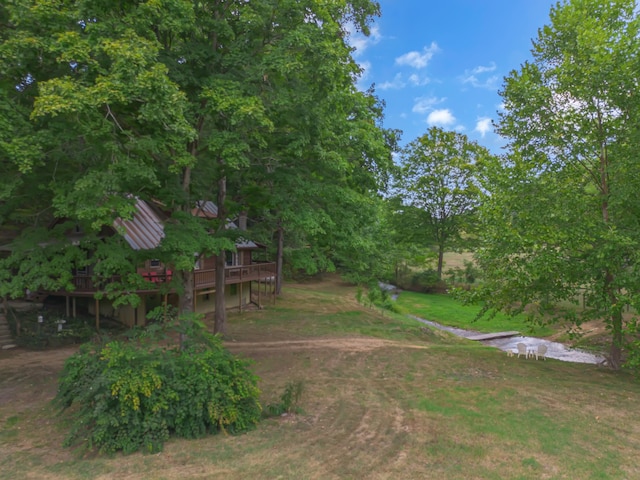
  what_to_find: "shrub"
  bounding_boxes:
[264,380,305,417]
[355,284,401,314]
[445,260,481,286]
[410,269,444,293]
[55,317,261,454]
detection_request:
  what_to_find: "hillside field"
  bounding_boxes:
[1,276,639,479]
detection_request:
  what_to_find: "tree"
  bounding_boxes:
[396,127,489,279]
[232,54,395,291]
[378,196,433,287]
[0,0,385,334]
[474,0,640,369]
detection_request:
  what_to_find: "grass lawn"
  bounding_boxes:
[1,276,638,479]
[395,290,555,337]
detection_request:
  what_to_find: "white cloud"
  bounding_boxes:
[412,96,446,114]
[427,109,456,127]
[395,42,440,69]
[408,73,430,86]
[460,62,500,89]
[379,73,431,90]
[358,60,372,79]
[355,60,372,91]
[379,73,406,90]
[471,62,497,74]
[346,23,382,57]
[462,74,500,89]
[474,117,493,137]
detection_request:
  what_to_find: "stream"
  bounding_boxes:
[380,283,605,365]
[411,316,605,365]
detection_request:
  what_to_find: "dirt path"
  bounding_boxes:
[225,337,430,353]
[0,337,428,374]
[0,338,429,408]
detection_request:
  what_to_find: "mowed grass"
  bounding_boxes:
[1,276,639,480]
[395,290,554,337]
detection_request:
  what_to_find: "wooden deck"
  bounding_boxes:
[66,263,276,294]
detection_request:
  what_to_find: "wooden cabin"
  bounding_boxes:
[40,199,276,327]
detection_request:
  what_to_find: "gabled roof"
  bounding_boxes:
[113,198,165,250]
[192,200,218,219]
[114,198,259,251]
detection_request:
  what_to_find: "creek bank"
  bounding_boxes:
[411,315,605,365]
[380,283,606,364]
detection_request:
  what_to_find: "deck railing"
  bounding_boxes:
[69,263,276,293]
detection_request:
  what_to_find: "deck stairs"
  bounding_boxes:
[0,310,15,349]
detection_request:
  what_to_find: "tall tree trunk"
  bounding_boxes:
[178,268,194,349]
[214,249,227,335]
[178,164,194,349]
[436,243,445,280]
[275,221,284,295]
[214,175,227,335]
[598,137,621,369]
[609,291,623,370]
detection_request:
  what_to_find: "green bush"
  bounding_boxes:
[264,380,305,417]
[445,260,481,286]
[355,284,401,314]
[55,317,262,454]
[410,269,445,293]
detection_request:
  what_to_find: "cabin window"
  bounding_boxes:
[150,259,161,268]
[76,266,88,275]
[225,251,238,266]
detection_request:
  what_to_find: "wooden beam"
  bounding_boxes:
[197,289,216,295]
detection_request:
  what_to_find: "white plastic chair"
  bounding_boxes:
[535,344,547,360]
[516,343,528,358]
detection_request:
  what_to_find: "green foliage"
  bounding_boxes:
[445,260,481,286]
[476,0,640,369]
[55,317,261,454]
[394,127,493,278]
[263,380,305,417]
[410,269,443,293]
[389,267,444,294]
[355,286,364,305]
[354,284,400,313]
[396,291,554,337]
[6,308,97,349]
[0,0,389,338]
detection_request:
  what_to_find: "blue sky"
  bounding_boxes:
[348,1,558,153]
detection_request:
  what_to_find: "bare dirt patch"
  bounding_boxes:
[225,337,429,353]
[0,346,78,407]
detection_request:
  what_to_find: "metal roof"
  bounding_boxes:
[192,200,218,218]
[113,198,165,250]
[114,199,259,251]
